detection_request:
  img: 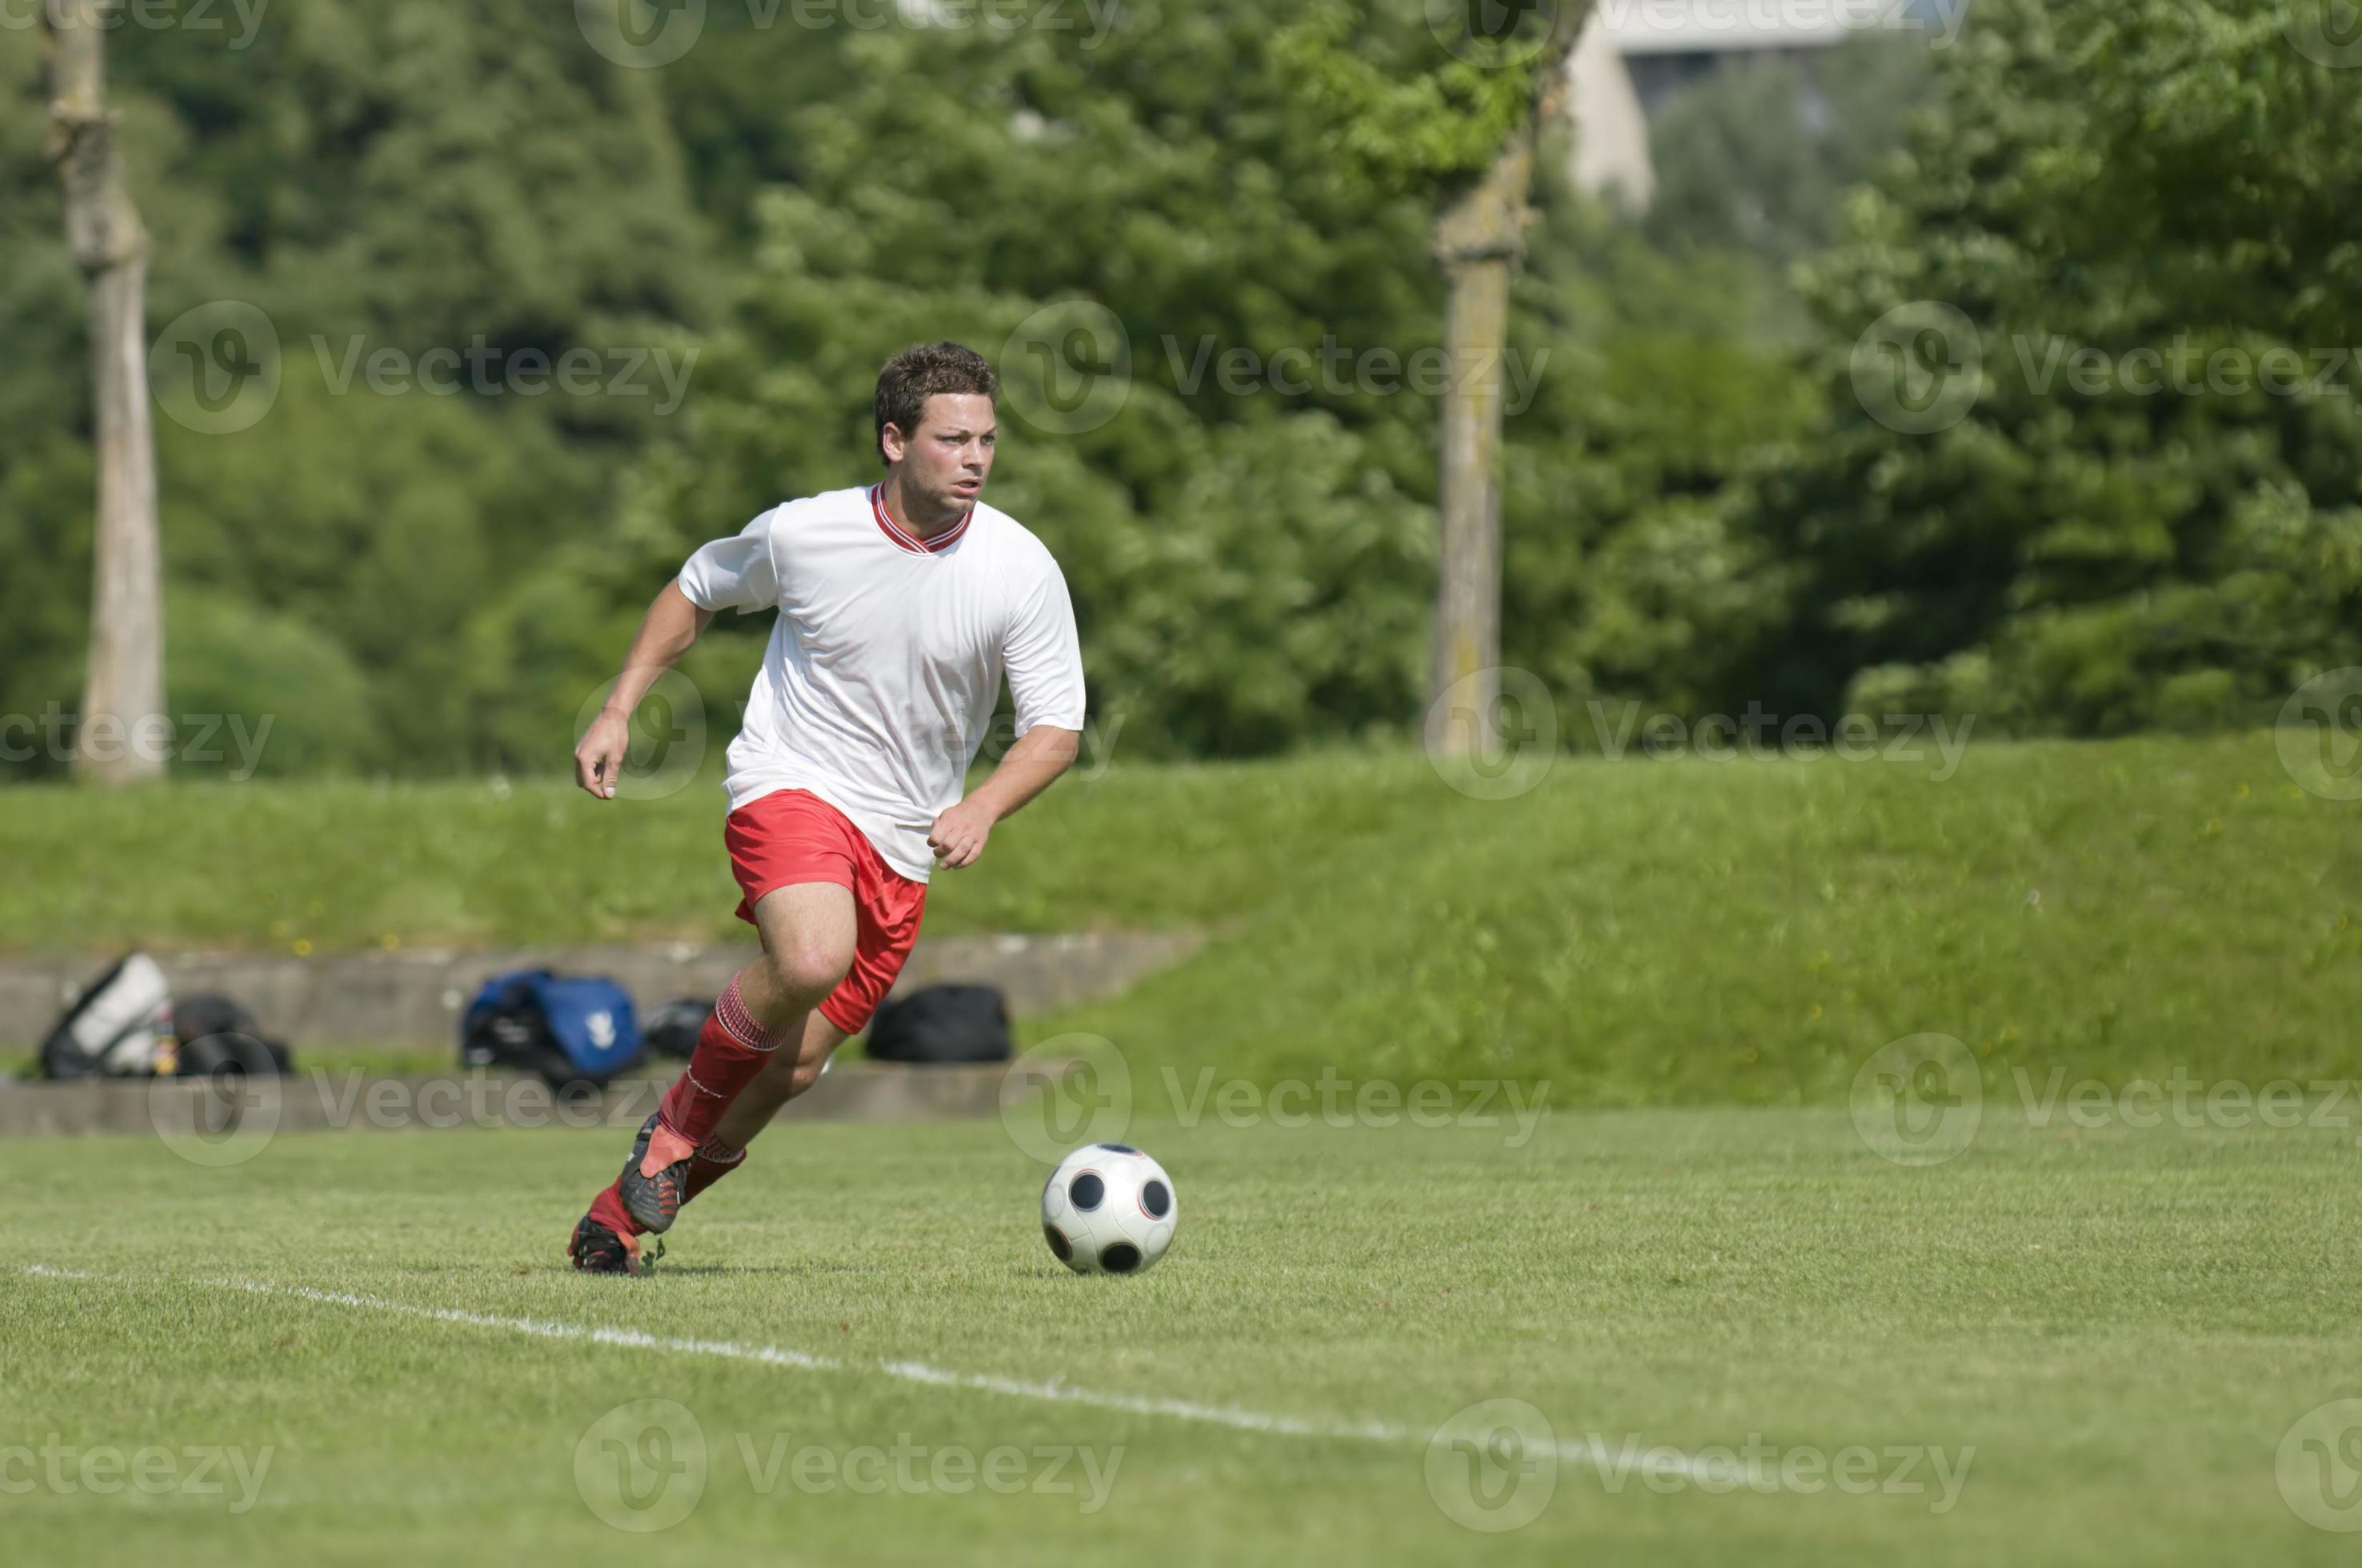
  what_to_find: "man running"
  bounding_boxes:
[566,342,1085,1274]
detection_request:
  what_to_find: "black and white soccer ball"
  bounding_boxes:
[1041,1144,1177,1276]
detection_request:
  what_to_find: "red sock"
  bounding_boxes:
[656,978,793,1146]
[683,1137,747,1204]
[586,1179,638,1238]
[586,1134,747,1238]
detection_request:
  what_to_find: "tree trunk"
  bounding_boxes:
[48,0,164,786]
[1429,221,1517,743]
[1426,22,1579,753]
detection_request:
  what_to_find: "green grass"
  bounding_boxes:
[8,733,2360,1100]
[5,1113,2361,1566]
[1041,730,2362,1101]
[0,752,1433,952]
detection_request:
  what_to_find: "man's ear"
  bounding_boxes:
[881,422,907,465]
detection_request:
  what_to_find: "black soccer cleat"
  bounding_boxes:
[568,1213,640,1276]
[616,1111,694,1235]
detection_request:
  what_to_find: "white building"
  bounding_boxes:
[1567,1,1959,207]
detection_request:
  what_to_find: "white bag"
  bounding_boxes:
[41,952,172,1078]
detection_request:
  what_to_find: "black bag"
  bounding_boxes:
[174,993,294,1077]
[643,998,714,1060]
[865,984,1011,1065]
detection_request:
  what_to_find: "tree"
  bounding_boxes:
[590,1,1803,762]
[45,0,162,784]
[1731,0,2362,734]
[1275,0,1587,752]
[1427,9,1580,754]
[2,3,722,779]
[0,0,1820,774]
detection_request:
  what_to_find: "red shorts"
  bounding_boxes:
[725,789,928,1035]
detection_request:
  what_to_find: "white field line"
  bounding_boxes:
[19,1262,1723,1480]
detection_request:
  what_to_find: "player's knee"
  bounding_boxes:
[787,1054,829,1097]
[767,938,851,1005]
[754,1038,831,1102]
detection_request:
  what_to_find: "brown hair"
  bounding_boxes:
[875,342,998,466]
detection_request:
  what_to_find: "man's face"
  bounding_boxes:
[887,392,996,513]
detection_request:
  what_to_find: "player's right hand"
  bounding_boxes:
[574,710,633,799]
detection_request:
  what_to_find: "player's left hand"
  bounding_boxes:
[927,799,994,870]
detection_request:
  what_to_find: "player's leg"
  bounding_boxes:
[620,1014,852,1231]
[571,974,851,1272]
[712,1010,853,1147]
[568,790,903,1273]
[646,841,926,1202]
[617,882,853,1231]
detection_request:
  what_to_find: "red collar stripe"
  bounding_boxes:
[870,486,971,554]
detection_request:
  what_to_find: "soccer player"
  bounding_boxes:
[566,342,1086,1274]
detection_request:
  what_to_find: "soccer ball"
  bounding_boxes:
[1040,1143,1177,1276]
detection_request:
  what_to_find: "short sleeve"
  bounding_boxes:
[1004,560,1087,736]
[677,510,779,613]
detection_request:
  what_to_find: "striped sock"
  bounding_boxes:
[655,978,792,1146]
[683,1137,747,1206]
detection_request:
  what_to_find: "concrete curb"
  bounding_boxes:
[0,1058,1066,1142]
[0,931,1200,1052]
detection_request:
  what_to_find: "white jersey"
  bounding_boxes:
[677,484,1087,882]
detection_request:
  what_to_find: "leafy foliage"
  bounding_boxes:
[9,0,2340,779]
[1731,0,2362,733]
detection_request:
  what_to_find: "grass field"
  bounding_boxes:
[8,732,2361,1562]
[6,1112,2362,1566]
[10,732,2360,1098]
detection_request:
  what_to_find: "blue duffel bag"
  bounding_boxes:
[460,969,643,1087]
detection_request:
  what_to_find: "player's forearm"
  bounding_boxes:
[602,579,714,719]
[966,725,1080,822]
